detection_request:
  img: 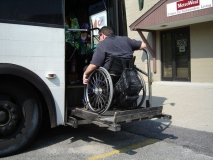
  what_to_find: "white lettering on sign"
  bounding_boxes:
[177,0,199,10]
[167,0,213,17]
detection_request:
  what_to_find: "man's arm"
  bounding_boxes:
[83,64,98,84]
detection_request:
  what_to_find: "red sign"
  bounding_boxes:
[177,0,200,10]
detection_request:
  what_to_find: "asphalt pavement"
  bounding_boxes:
[144,81,213,133]
[1,81,213,160]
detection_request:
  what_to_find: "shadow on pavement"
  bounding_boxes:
[121,119,176,140]
[143,95,175,107]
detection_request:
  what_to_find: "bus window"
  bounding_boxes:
[117,0,127,36]
[0,0,63,27]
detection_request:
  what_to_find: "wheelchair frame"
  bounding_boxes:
[84,49,153,114]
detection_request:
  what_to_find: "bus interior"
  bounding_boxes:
[65,0,127,111]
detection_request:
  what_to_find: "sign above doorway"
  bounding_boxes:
[167,0,213,17]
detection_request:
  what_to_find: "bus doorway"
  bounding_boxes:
[64,0,128,109]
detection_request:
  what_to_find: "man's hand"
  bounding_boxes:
[140,42,146,50]
[83,74,89,84]
[83,64,98,84]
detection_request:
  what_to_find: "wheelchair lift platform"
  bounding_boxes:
[66,49,171,131]
[69,107,171,131]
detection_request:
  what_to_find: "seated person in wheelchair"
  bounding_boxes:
[83,26,146,84]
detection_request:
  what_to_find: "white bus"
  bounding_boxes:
[0,0,169,157]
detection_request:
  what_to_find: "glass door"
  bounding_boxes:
[161,32,173,80]
[161,27,190,81]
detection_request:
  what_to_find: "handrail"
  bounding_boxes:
[133,48,152,108]
[143,48,152,107]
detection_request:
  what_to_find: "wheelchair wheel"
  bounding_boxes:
[135,72,146,108]
[84,67,113,114]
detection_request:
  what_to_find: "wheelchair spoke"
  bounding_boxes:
[98,94,106,104]
[92,97,104,111]
[89,93,95,100]
[93,90,107,111]
[98,96,105,110]
[101,92,108,100]
[89,80,95,88]
[96,97,103,110]
[100,95,107,109]
[96,72,101,87]
[90,77,97,88]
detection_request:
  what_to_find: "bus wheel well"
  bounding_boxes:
[0,75,42,156]
[0,74,51,128]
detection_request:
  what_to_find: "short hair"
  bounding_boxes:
[99,26,114,36]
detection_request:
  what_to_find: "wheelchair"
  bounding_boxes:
[84,54,147,114]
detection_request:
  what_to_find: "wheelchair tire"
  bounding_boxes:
[135,72,146,108]
[84,67,113,114]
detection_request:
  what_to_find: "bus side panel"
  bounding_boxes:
[0,23,65,125]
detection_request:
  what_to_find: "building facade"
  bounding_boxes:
[125,0,213,83]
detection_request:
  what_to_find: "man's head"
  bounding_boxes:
[99,26,114,41]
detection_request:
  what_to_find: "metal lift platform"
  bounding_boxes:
[68,107,171,131]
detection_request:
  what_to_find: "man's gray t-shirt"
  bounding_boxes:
[90,36,142,70]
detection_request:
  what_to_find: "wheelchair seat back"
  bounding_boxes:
[107,55,135,76]
[107,55,143,109]
[107,55,135,84]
